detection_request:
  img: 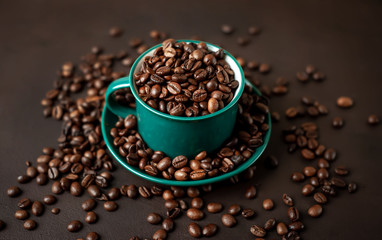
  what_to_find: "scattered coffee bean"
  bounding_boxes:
[86,232,100,240]
[264,218,276,230]
[248,26,261,35]
[85,211,97,224]
[188,222,202,238]
[162,217,174,232]
[250,225,266,237]
[147,213,162,225]
[51,208,60,215]
[82,199,97,211]
[67,220,82,232]
[138,186,151,198]
[109,27,122,37]
[24,219,37,230]
[15,210,29,220]
[264,155,279,169]
[245,185,257,199]
[227,204,241,216]
[334,166,349,176]
[43,195,57,205]
[287,207,300,221]
[302,184,315,196]
[186,208,204,221]
[336,96,354,108]
[18,198,32,209]
[31,201,44,216]
[313,192,327,204]
[104,201,118,212]
[262,199,274,210]
[332,117,344,128]
[348,182,357,193]
[221,24,234,34]
[282,193,294,206]
[289,221,305,231]
[207,202,223,213]
[221,214,237,227]
[308,204,323,217]
[202,223,218,237]
[191,197,204,209]
[7,186,21,197]
[291,172,305,182]
[368,114,380,125]
[152,229,167,240]
[241,208,255,219]
[277,222,288,235]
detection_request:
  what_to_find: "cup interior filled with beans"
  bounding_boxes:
[102,39,271,186]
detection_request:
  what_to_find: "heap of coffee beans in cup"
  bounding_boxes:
[110,84,269,180]
[133,39,240,117]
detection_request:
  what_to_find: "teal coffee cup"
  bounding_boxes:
[104,40,245,159]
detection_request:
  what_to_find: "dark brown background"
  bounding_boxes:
[0,0,381,239]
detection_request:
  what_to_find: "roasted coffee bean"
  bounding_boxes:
[222,214,237,227]
[262,199,274,210]
[282,193,294,206]
[31,201,44,216]
[227,204,241,216]
[337,96,354,108]
[187,208,204,220]
[331,177,346,188]
[165,199,179,210]
[291,172,305,182]
[107,187,120,200]
[207,202,223,213]
[167,207,181,219]
[332,117,344,128]
[348,182,357,193]
[264,155,279,169]
[221,24,234,34]
[86,232,100,240]
[26,167,38,178]
[296,71,309,82]
[302,184,315,196]
[147,213,162,225]
[288,207,300,221]
[308,204,323,217]
[87,185,101,198]
[317,168,329,179]
[70,182,83,196]
[241,208,255,219]
[289,221,305,231]
[162,217,174,232]
[7,186,21,197]
[24,219,37,230]
[104,201,118,212]
[303,166,317,177]
[318,158,330,168]
[188,222,202,238]
[172,155,188,169]
[301,149,315,160]
[18,198,32,209]
[67,220,82,232]
[51,208,60,215]
[368,114,380,125]
[82,199,97,211]
[17,175,31,184]
[250,225,266,237]
[85,211,97,224]
[264,218,276,230]
[127,184,138,199]
[109,26,122,37]
[245,185,257,199]
[334,166,349,176]
[43,195,56,205]
[187,187,200,198]
[313,192,327,204]
[15,210,29,220]
[191,198,204,209]
[310,177,320,187]
[202,223,218,237]
[277,222,288,236]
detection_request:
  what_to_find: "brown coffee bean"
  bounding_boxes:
[191,198,204,209]
[207,98,219,113]
[313,192,327,204]
[301,149,315,160]
[18,198,32,209]
[24,219,37,230]
[368,114,380,125]
[138,186,151,198]
[282,193,294,206]
[104,201,118,212]
[302,184,315,196]
[172,155,188,169]
[70,182,83,196]
[264,218,276,230]
[227,204,241,215]
[332,116,344,128]
[245,185,257,199]
[262,199,274,210]
[85,211,97,224]
[31,201,44,216]
[147,213,162,225]
[337,96,354,108]
[221,214,237,227]
[15,210,29,220]
[289,221,305,231]
[51,208,60,215]
[207,202,223,213]
[303,166,317,177]
[241,208,255,219]
[291,172,305,182]
[202,223,218,237]
[250,225,266,237]
[186,208,204,220]
[153,229,167,240]
[82,199,97,211]
[67,220,82,232]
[288,207,300,221]
[162,218,174,232]
[308,204,323,217]
[43,195,56,205]
[188,222,202,238]
[109,27,122,37]
[221,24,234,34]
[7,186,21,197]
[334,166,349,176]
[86,232,100,240]
[348,182,357,193]
[277,222,288,235]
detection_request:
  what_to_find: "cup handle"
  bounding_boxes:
[105,77,136,118]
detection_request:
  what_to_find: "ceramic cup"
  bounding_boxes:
[105,40,245,158]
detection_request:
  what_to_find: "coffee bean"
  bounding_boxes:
[190,169,206,180]
[317,168,329,179]
[153,229,167,240]
[85,211,97,224]
[86,232,100,240]
[43,195,57,205]
[291,172,305,182]
[26,167,38,178]
[70,182,83,196]
[332,117,344,128]
[187,208,204,220]
[313,192,327,204]
[245,185,257,199]
[127,184,138,199]
[17,175,31,184]
[289,221,305,231]
[308,204,323,217]
[296,71,309,82]
[282,193,294,206]
[109,27,122,37]
[82,199,97,211]
[15,210,29,220]
[241,208,255,219]
[331,177,346,188]
[7,186,21,197]
[302,184,315,196]
[264,218,276,230]
[67,220,82,232]
[51,208,60,215]
[172,155,188,169]
[250,225,266,237]
[337,96,354,108]
[147,213,162,225]
[227,204,241,215]
[221,24,234,34]
[264,155,279,169]
[87,185,101,198]
[48,167,59,179]
[202,223,218,237]
[301,149,315,160]
[31,201,44,216]
[207,202,223,213]
[191,198,204,209]
[277,222,288,235]
[0,220,6,231]
[368,114,380,125]
[288,207,300,221]
[24,219,37,230]
[162,217,174,232]
[318,158,330,168]
[334,166,349,176]
[18,198,32,209]
[104,201,118,212]
[167,207,181,219]
[262,199,274,210]
[51,181,63,194]
[188,222,202,238]
[303,166,317,177]
[222,214,237,227]
[248,26,261,35]
[207,98,219,113]
[107,187,120,200]
[348,182,357,193]
[259,63,271,73]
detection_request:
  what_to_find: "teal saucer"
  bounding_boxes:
[101,80,271,186]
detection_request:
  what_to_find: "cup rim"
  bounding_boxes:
[128,39,245,121]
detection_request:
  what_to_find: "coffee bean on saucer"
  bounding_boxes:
[7,186,21,197]
[67,220,82,232]
[24,219,37,230]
